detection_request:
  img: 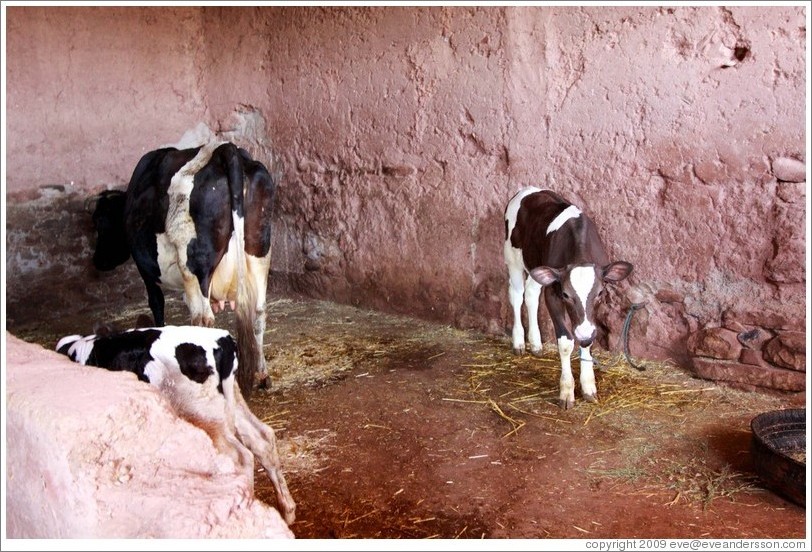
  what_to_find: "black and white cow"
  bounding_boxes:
[504,187,633,409]
[56,325,296,525]
[89,141,276,398]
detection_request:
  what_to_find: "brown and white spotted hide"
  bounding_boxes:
[504,187,633,409]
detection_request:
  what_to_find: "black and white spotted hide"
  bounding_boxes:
[56,325,296,525]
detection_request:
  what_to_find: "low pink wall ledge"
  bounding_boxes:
[4,333,294,539]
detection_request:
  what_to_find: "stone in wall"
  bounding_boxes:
[765,184,806,284]
[763,331,806,372]
[739,347,769,368]
[771,156,806,183]
[722,307,803,332]
[686,327,742,361]
[731,326,774,350]
[687,321,805,393]
[692,357,805,393]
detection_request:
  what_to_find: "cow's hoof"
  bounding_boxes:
[583,393,598,403]
[529,347,543,358]
[512,346,525,356]
[558,397,575,410]
[257,376,271,392]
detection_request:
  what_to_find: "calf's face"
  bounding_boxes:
[530,261,633,347]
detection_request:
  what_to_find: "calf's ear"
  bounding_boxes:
[602,261,633,283]
[529,266,561,286]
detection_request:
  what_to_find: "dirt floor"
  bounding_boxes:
[8,293,808,540]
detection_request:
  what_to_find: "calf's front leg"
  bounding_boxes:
[579,346,598,402]
[545,288,575,409]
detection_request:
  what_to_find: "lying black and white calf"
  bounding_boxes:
[56,325,296,525]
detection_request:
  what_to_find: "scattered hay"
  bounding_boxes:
[583,355,717,422]
[584,438,761,508]
[657,457,761,509]
[262,298,470,391]
[276,429,337,475]
[453,342,719,436]
[451,340,765,507]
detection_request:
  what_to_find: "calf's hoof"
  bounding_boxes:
[530,347,544,358]
[558,397,575,410]
[582,392,598,403]
[512,346,525,356]
[282,505,296,526]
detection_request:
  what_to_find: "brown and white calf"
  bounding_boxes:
[504,187,633,409]
[56,325,296,525]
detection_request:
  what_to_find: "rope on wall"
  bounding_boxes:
[622,302,648,371]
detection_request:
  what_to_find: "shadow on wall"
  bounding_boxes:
[5,189,143,333]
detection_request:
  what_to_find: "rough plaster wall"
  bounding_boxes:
[500,6,807,372]
[201,6,806,369]
[203,6,515,329]
[4,6,807,384]
[4,6,207,196]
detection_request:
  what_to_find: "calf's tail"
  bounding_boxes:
[224,143,260,399]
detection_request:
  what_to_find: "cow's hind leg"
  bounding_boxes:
[234,390,296,525]
[134,268,165,326]
[247,253,271,388]
[145,280,166,327]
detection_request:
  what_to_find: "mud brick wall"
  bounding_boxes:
[5,6,806,391]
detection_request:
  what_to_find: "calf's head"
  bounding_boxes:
[89,190,130,271]
[530,261,633,348]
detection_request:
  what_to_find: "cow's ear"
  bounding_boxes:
[602,261,633,283]
[529,266,561,286]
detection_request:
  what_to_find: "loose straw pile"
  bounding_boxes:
[452,342,718,436]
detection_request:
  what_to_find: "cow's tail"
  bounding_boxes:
[224,143,260,399]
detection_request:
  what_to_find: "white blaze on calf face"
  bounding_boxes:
[570,265,597,342]
[545,205,581,235]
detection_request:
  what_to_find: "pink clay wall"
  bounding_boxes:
[5,334,294,538]
[5,6,807,384]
